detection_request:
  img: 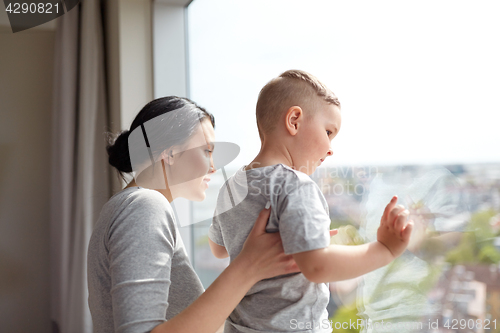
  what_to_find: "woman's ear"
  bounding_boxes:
[162,149,175,166]
[285,106,303,136]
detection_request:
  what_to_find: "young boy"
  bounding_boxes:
[208,70,413,333]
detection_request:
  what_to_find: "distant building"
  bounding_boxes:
[427,264,500,333]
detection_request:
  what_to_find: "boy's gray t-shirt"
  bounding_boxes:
[209,164,332,333]
[87,186,204,333]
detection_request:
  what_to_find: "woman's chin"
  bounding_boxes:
[189,192,206,202]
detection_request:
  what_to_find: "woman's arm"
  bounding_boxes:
[151,207,298,333]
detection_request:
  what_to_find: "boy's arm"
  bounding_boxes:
[209,220,339,261]
[294,196,413,283]
[209,238,229,259]
[208,201,229,259]
[294,242,394,283]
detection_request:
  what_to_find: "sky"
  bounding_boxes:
[187,0,500,168]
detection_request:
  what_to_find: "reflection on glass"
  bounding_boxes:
[316,163,500,332]
[192,167,238,288]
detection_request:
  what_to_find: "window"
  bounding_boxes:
[156,0,500,322]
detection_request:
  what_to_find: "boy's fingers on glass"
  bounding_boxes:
[388,206,406,226]
[394,212,408,234]
[382,196,398,220]
[402,220,414,241]
[329,229,339,237]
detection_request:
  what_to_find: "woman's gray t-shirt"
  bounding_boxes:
[87,186,204,333]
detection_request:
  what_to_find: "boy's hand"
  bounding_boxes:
[377,196,413,259]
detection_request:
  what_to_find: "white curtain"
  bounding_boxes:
[50,0,111,332]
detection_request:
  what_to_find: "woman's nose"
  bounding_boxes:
[208,157,216,173]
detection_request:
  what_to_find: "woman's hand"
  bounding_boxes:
[152,210,339,333]
[236,207,300,282]
[152,207,295,333]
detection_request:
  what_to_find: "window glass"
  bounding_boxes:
[187,0,500,324]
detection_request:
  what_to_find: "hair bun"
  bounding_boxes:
[106,130,133,173]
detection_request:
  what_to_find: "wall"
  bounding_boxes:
[104,0,154,192]
[0,23,55,332]
[0,0,161,330]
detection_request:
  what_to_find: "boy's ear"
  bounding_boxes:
[285,106,303,136]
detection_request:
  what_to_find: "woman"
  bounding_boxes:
[87,96,299,333]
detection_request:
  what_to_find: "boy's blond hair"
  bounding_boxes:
[256,69,340,139]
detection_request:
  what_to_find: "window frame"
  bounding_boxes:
[152,0,195,262]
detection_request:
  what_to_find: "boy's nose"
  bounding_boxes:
[326,149,333,157]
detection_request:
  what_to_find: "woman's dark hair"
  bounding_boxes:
[106,96,215,183]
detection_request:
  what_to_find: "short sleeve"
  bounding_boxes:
[208,206,225,247]
[276,182,331,255]
[107,192,176,333]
